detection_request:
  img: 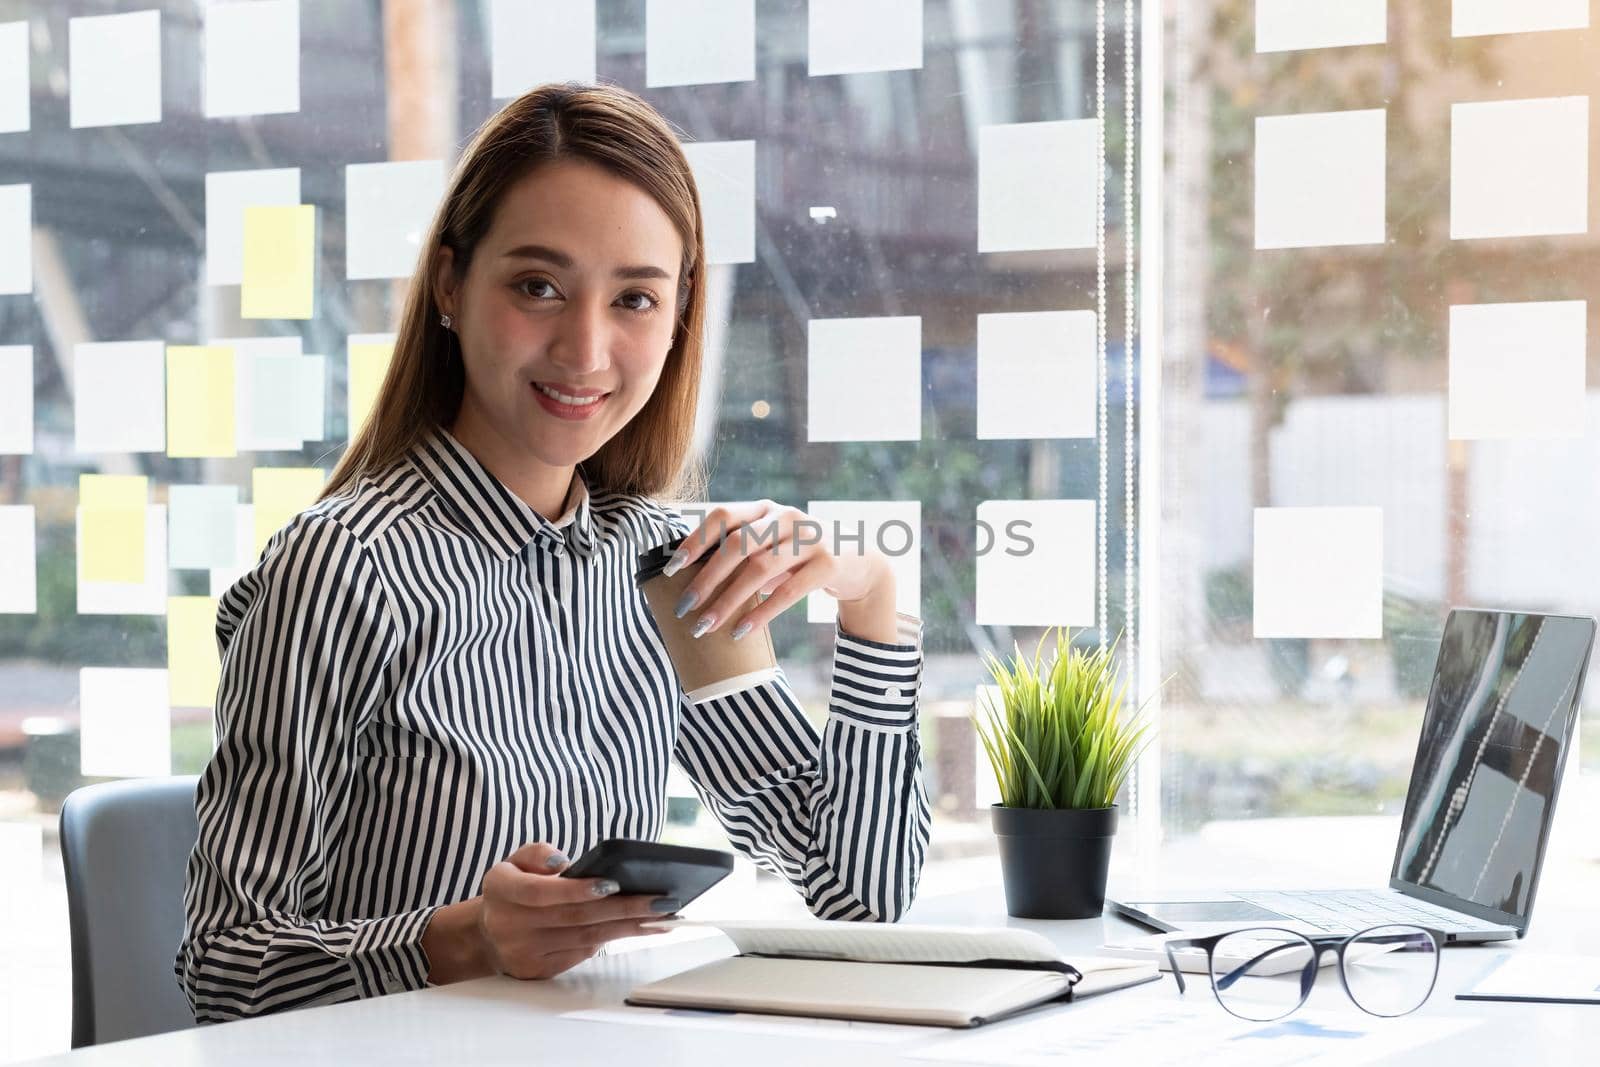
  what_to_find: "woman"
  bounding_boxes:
[174,82,930,1023]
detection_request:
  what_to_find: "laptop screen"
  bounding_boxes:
[1390,610,1595,928]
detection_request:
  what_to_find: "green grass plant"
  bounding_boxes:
[974,627,1153,810]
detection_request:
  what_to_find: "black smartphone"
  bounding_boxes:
[559,839,734,908]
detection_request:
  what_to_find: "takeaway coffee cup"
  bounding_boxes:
[636,534,780,703]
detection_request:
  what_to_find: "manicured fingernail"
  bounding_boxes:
[731,621,751,641]
[650,897,682,913]
[662,550,688,578]
[592,879,620,897]
[545,852,570,869]
[691,615,713,639]
[674,589,699,619]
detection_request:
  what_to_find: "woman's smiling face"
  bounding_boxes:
[436,157,684,468]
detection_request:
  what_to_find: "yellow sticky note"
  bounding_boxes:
[242,204,315,320]
[168,596,221,707]
[80,474,148,585]
[348,341,394,439]
[166,346,238,457]
[253,467,328,555]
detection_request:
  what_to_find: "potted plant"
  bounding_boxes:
[975,627,1153,919]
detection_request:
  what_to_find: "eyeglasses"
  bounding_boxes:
[1164,924,1444,1021]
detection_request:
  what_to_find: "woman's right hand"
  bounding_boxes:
[470,842,678,981]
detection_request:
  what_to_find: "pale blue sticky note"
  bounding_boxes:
[298,354,326,442]
[169,485,241,571]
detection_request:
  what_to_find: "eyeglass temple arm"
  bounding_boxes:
[1164,939,1199,993]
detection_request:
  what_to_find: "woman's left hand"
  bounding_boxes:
[662,500,892,641]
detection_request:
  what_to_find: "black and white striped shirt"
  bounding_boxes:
[174,425,930,1023]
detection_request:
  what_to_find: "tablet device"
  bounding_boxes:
[560,839,734,907]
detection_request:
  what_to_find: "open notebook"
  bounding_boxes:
[626,919,1160,1029]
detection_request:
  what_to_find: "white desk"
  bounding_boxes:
[21,876,1600,1066]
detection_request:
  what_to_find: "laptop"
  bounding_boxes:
[1111,608,1596,944]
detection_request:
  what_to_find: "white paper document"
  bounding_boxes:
[1459,953,1600,1003]
[910,996,1477,1066]
[562,1007,930,1045]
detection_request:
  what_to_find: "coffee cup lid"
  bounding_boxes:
[636,531,737,585]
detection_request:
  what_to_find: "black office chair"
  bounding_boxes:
[58,776,201,1048]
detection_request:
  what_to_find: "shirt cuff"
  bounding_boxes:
[829,611,923,731]
[349,904,442,998]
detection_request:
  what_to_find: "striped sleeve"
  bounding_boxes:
[665,518,932,922]
[174,513,433,1022]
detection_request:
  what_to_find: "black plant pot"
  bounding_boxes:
[991,804,1118,919]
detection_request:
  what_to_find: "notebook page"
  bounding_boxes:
[653,919,1065,965]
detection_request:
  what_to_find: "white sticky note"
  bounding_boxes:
[1257,0,1386,52]
[1449,301,1586,440]
[646,0,754,87]
[0,506,36,613]
[1454,0,1588,37]
[807,317,921,442]
[209,504,256,596]
[205,168,301,286]
[1256,109,1386,249]
[204,0,298,118]
[809,0,923,75]
[804,500,921,624]
[79,668,172,779]
[69,10,162,129]
[346,159,445,280]
[1451,96,1588,240]
[77,505,168,616]
[169,485,242,571]
[0,21,29,134]
[0,345,32,453]
[491,0,596,98]
[73,341,167,453]
[976,311,1097,440]
[0,183,30,295]
[682,141,756,265]
[221,335,302,449]
[979,120,1099,253]
[974,687,1003,809]
[975,500,1096,627]
[1253,506,1383,639]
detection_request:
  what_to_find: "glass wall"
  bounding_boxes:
[0,2,1135,1056]
[1159,2,1600,888]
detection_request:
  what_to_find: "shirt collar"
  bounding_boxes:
[408,425,597,561]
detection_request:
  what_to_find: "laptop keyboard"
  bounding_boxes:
[1235,890,1500,935]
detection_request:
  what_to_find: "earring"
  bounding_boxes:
[440,313,453,330]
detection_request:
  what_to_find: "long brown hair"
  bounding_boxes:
[320,81,709,504]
